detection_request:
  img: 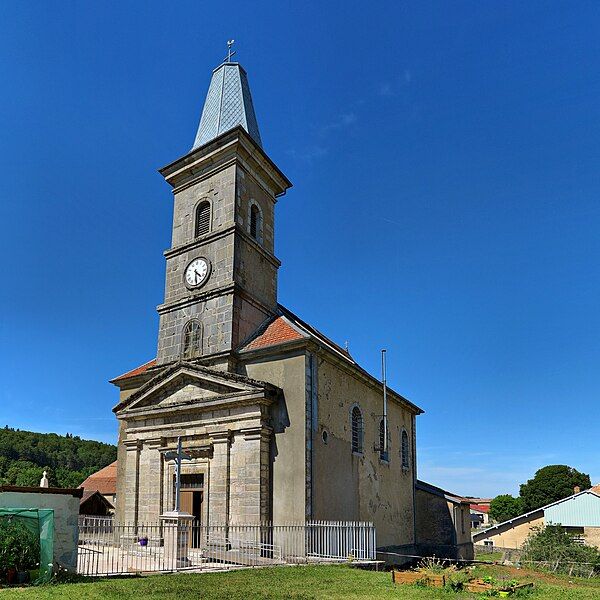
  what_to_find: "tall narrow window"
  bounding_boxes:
[379,419,389,462]
[182,320,202,358]
[250,202,261,242]
[195,201,211,237]
[351,406,363,454]
[401,429,410,470]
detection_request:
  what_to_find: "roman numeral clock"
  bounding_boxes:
[184,257,211,289]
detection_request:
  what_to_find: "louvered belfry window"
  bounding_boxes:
[195,201,210,237]
[351,406,363,453]
[250,203,260,240]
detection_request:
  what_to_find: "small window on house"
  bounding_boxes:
[250,202,262,242]
[351,406,363,454]
[195,201,211,237]
[182,320,202,358]
[401,429,410,470]
[378,419,389,462]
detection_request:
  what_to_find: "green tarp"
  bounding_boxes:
[0,508,54,583]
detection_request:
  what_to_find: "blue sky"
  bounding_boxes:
[1,1,599,498]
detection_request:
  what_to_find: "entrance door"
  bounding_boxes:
[187,491,203,548]
[173,474,204,547]
[180,491,194,515]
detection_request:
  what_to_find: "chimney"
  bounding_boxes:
[574,485,581,494]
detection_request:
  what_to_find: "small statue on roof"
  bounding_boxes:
[40,470,49,488]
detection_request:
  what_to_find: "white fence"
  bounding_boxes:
[78,518,376,576]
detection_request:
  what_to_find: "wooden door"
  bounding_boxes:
[180,491,193,515]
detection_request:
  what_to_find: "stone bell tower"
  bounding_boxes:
[155,58,291,370]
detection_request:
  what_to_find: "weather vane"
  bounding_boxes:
[226,39,236,62]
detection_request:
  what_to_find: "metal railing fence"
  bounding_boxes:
[77,519,376,576]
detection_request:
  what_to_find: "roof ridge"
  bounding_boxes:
[277,304,354,361]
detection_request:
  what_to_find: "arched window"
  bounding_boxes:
[182,320,202,359]
[401,429,410,470]
[378,419,389,462]
[195,201,211,237]
[350,406,363,454]
[249,202,262,243]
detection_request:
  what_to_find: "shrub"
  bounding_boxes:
[0,518,40,576]
[521,524,600,574]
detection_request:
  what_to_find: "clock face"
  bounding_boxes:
[184,257,211,288]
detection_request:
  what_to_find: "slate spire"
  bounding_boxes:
[192,60,262,150]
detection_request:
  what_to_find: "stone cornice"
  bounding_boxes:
[156,281,277,318]
[163,225,236,259]
[162,223,281,269]
[159,127,292,198]
[113,360,280,413]
[117,390,275,421]
[123,439,142,450]
[156,284,235,314]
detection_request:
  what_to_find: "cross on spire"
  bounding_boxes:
[226,39,236,63]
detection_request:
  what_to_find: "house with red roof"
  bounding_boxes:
[79,461,117,509]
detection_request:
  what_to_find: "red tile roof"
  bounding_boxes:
[112,359,156,382]
[243,316,305,351]
[471,504,490,513]
[80,461,117,495]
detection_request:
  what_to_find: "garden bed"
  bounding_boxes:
[392,569,534,595]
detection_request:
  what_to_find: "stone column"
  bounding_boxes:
[143,439,163,522]
[123,440,141,525]
[229,426,271,524]
[160,511,194,570]
[208,431,231,526]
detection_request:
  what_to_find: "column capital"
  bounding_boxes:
[211,430,232,444]
[123,439,142,450]
[240,425,272,441]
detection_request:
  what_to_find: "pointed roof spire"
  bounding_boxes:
[192,43,262,150]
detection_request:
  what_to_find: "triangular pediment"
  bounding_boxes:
[114,362,275,415]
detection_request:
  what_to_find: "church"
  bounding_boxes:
[111,55,424,550]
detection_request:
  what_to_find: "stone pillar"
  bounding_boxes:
[160,511,194,570]
[142,439,163,522]
[229,426,271,524]
[123,440,141,525]
[208,431,231,526]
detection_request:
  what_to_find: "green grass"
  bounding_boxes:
[0,564,598,599]
[474,551,504,562]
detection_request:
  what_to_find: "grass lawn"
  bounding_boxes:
[0,564,599,599]
[474,551,504,562]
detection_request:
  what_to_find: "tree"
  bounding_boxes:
[519,465,591,512]
[489,494,523,523]
[0,428,116,489]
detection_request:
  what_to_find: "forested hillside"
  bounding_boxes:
[0,427,117,488]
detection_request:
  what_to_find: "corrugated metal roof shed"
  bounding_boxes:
[473,490,600,542]
[545,490,600,527]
